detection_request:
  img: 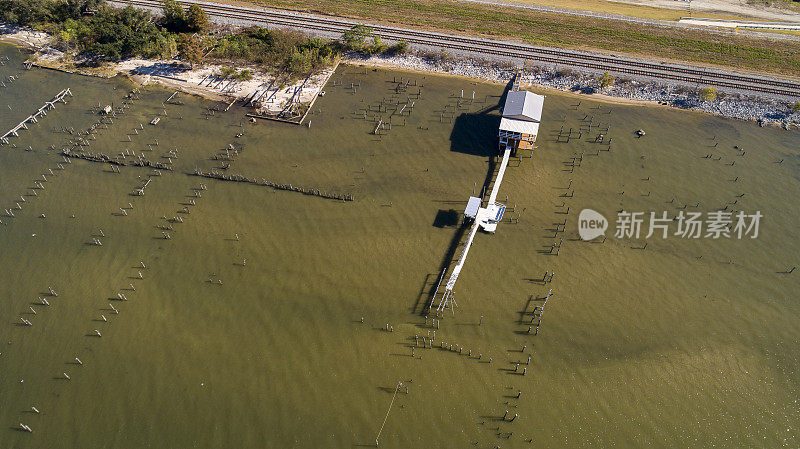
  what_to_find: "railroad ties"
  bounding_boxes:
[1,88,72,145]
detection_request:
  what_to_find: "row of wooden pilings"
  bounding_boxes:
[189,169,354,202]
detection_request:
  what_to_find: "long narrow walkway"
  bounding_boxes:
[435,221,479,313]
[434,147,512,314]
[1,88,72,144]
[487,148,512,206]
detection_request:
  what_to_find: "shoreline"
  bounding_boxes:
[2,22,798,129]
[347,56,684,110]
[344,53,800,130]
[28,52,337,115]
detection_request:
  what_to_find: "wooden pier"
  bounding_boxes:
[1,88,72,145]
[431,71,541,315]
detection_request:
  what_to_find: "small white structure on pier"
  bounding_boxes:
[464,196,481,219]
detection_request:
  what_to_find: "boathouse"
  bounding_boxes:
[499,90,544,154]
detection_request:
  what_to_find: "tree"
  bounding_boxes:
[341,25,371,51]
[78,6,162,61]
[177,33,205,67]
[53,0,104,21]
[599,71,615,88]
[792,101,800,114]
[699,86,718,101]
[0,0,57,26]
[162,0,185,32]
[185,4,207,32]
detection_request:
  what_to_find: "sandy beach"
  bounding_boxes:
[1,22,334,113]
[0,23,50,50]
[117,58,337,114]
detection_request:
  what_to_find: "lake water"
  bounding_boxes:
[1,42,799,448]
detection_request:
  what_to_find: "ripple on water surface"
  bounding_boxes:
[0,43,799,448]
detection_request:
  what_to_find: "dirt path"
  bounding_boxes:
[485,0,800,21]
[600,0,800,21]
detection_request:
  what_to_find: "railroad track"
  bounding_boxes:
[112,0,800,98]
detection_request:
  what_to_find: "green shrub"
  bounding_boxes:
[212,27,339,79]
[0,0,56,26]
[215,67,253,81]
[364,35,387,56]
[599,71,614,88]
[792,101,800,114]
[218,66,237,79]
[78,6,171,61]
[385,41,408,55]
[143,32,177,59]
[341,25,371,52]
[0,0,338,75]
[1,0,174,61]
[57,0,104,21]
[699,86,718,101]
[236,69,253,81]
[341,25,400,57]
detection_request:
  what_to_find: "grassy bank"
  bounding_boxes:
[229,0,800,76]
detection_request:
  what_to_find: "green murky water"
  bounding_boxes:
[1,42,799,448]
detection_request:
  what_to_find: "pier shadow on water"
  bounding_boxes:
[432,209,459,228]
[449,113,500,157]
[449,69,510,197]
[415,219,470,315]
[450,112,501,199]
